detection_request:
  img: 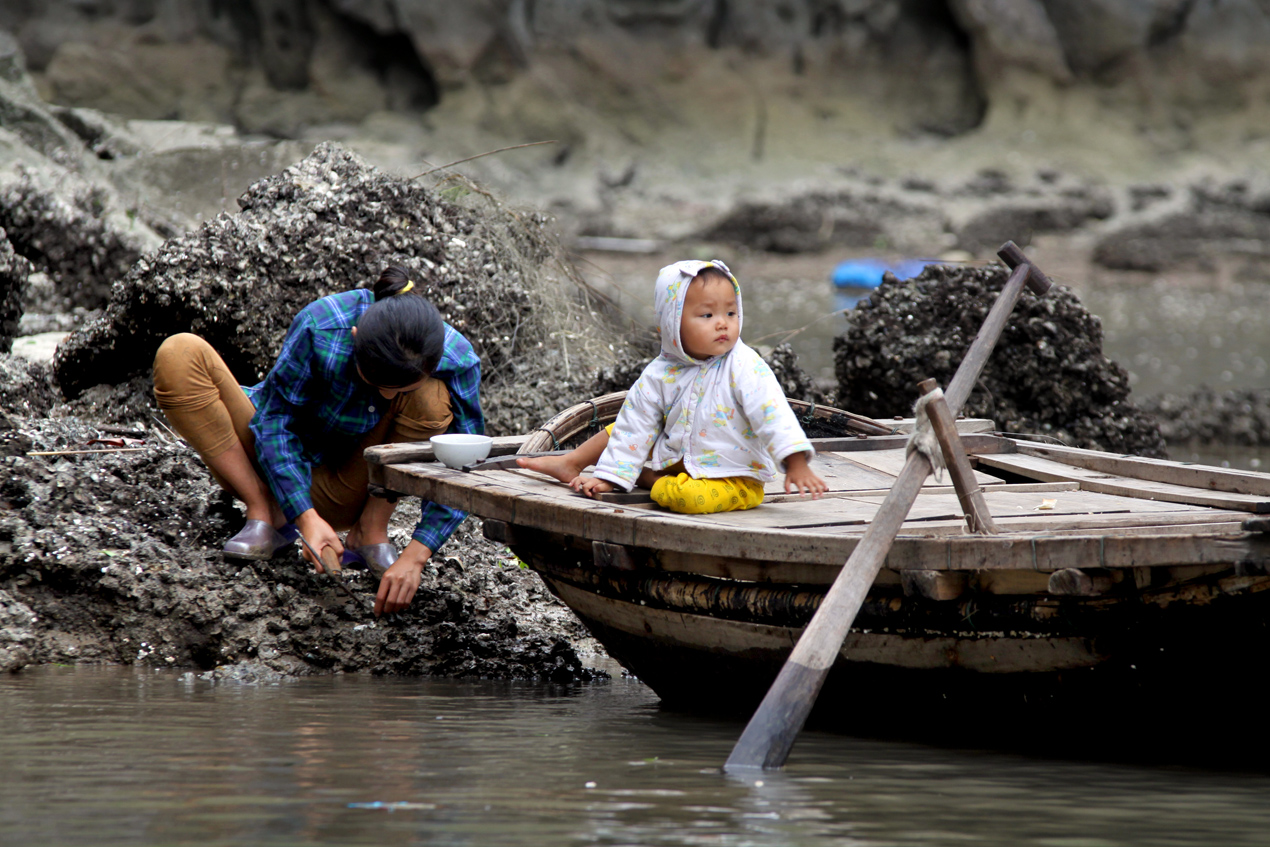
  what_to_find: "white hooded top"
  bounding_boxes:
[592,260,815,491]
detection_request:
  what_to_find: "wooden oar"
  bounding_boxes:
[724,241,1052,771]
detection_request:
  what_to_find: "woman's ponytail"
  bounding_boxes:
[373,266,415,301]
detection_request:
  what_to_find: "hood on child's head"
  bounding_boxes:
[653,259,743,365]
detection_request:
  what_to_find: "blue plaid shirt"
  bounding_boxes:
[245,290,483,552]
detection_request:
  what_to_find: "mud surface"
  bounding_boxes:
[0,391,600,678]
[833,263,1167,457]
[1140,388,1270,447]
[1093,178,1270,274]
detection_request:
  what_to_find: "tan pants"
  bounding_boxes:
[152,333,452,530]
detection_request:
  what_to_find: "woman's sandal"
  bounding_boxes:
[223,520,299,560]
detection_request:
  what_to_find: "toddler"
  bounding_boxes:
[520,260,826,513]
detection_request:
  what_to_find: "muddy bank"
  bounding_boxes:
[833,262,1166,456]
[1,141,630,678]
[0,364,601,678]
[1140,387,1270,448]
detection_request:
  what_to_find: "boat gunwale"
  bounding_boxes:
[373,453,1270,574]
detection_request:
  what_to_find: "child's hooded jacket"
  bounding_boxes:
[592,260,814,491]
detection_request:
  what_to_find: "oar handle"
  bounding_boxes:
[320,546,342,577]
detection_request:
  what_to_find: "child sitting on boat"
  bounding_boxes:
[519,260,826,514]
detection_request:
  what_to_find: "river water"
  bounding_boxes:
[3,666,1270,847]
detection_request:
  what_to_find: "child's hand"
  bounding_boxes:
[570,475,615,498]
[783,451,827,499]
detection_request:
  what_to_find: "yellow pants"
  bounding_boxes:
[650,473,765,514]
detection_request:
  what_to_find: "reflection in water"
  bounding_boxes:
[2,667,1270,846]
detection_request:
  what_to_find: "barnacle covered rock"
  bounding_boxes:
[833,262,1165,456]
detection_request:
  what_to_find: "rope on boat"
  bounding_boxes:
[531,426,563,450]
[906,389,946,483]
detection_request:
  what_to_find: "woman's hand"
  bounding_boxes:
[784,451,828,498]
[295,509,344,573]
[374,539,432,616]
[570,475,614,498]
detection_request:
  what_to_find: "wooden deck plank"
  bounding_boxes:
[890,515,1248,537]
[379,447,1270,570]
[838,449,1004,487]
[978,454,1270,513]
[1012,441,1270,496]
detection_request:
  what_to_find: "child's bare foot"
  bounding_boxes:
[516,454,585,484]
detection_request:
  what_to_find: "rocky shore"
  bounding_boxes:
[3,12,1269,681]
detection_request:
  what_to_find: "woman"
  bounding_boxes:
[152,267,483,616]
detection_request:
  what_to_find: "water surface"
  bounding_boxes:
[3,667,1269,846]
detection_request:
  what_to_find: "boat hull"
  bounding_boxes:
[508,525,1270,717]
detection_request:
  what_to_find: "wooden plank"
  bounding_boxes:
[901,570,967,600]
[974,570,1053,595]
[1012,441,1270,497]
[889,516,1248,537]
[596,480,1080,507]
[365,435,527,467]
[548,578,1103,673]
[919,381,998,534]
[978,453,1270,513]
[760,480,1078,504]
[379,457,1269,571]
[1048,568,1116,596]
[890,417,996,434]
[806,433,1012,454]
[843,448,1003,488]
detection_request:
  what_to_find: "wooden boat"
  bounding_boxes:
[367,394,1270,720]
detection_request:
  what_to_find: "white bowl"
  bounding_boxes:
[430,433,493,469]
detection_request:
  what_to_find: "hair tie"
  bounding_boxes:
[400,280,415,294]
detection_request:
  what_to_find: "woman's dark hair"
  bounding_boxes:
[354,266,445,388]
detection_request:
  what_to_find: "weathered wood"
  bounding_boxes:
[838,448,1003,487]
[919,379,998,534]
[364,435,528,467]
[546,578,1105,674]
[998,241,1054,294]
[803,433,1013,454]
[594,541,638,571]
[379,454,1270,573]
[482,518,517,545]
[901,570,967,601]
[760,480,1076,504]
[890,417,996,435]
[977,453,1270,513]
[1013,441,1270,497]
[972,570,1052,595]
[1047,568,1116,596]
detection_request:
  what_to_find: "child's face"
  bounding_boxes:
[679,277,739,360]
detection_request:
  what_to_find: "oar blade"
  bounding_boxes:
[724,657,828,770]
